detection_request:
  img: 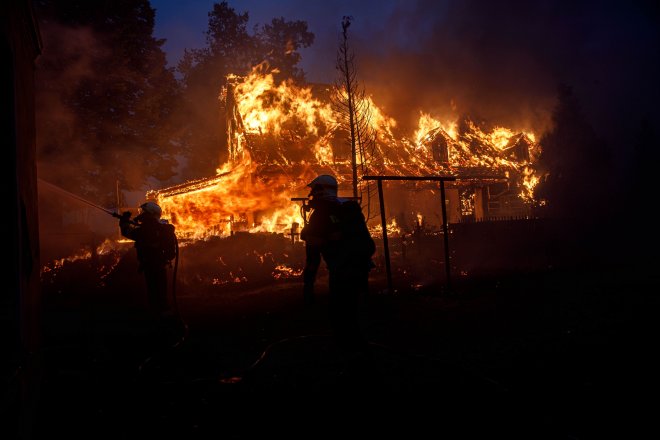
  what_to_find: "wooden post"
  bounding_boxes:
[364,175,488,293]
[439,180,452,291]
[377,180,393,293]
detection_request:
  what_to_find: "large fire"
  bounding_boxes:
[149,152,306,240]
[150,63,541,240]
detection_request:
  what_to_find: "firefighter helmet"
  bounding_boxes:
[138,201,162,220]
[307,174,338,188]
[307,174,338,199]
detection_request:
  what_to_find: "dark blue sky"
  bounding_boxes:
[150,0,660,154]
[150,0,408,83]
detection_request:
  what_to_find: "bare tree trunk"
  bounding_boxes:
[333,16,380,209]
[340,18,359,198]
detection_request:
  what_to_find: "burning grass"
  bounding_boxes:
[176,232,307,294]
[41,217,559,304]
[41,233,310,301]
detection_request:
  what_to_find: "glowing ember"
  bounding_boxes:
[43,238,132,273]
[272,264,304,279]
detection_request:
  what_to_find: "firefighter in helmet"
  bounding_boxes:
[119,201,177,316]
[300,176,338,304]
[300,175,376,351]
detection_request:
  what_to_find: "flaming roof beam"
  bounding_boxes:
[147,171,232,199]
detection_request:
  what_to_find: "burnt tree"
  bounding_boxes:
[331,16,378,219]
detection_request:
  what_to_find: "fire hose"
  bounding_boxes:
[38,178,138,224]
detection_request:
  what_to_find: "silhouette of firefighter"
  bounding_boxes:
[119,201,177,316]
[300,175,376,350]
[302,239,321,305]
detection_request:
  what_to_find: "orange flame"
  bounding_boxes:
[152,151,306,239]
[153,65,542,240]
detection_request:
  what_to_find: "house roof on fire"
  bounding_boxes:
[151,77,535,198]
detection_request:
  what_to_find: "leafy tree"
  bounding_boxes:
[176,1,253,179]
[536,84,611,221]
[629,118,658,202]
[624,118,659,259]
[176,1,314,179]
[34,0,180,204]
[254,17,314,83]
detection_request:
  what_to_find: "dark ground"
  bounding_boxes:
[30,255,659,439]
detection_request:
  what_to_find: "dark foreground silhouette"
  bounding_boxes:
[32,257,658,439]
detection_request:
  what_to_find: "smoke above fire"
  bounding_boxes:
[35,22,160,195]
[354,3,557,134]
[35,20,179,261]
[338,0,659,146]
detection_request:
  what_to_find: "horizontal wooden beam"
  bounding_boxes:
[363,175,457,182]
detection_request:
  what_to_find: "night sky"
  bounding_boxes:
[151,0,660,165]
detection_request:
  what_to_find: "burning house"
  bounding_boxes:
[40,63,547,296]
[148,64,540,240]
